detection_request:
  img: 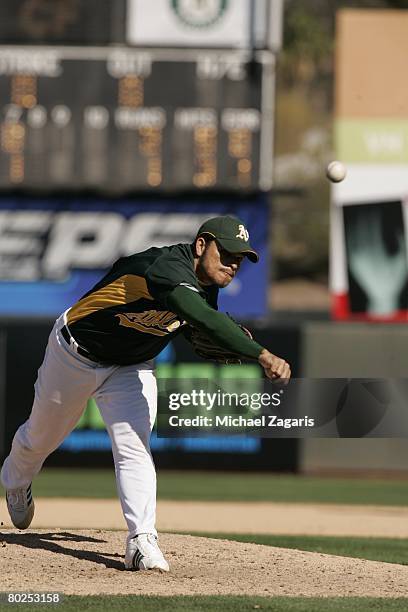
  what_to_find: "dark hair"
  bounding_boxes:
[191,233,215,257]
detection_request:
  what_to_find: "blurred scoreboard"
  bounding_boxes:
[0,0,126,45]
[0,46,275,193]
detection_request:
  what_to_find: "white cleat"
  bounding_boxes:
[125,533,170,572]
[6,483,35,530]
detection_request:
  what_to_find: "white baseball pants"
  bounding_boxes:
[1,313,158,540]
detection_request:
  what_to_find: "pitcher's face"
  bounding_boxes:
[196,239,243,288]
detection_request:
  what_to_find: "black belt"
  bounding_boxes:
[60,325,101,364]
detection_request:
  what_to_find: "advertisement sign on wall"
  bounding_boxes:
[330,197,408,321]
[1,319,300,471]
[331,10,408,321]
[0,196,268,318]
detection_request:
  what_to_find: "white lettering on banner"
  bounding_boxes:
[0,211,51,280]
[121,213,211,253]
[0,211,51,254]
[0,211,216,281]
[42,213,123,279]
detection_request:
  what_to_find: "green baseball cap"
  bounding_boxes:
[196,215,259,263]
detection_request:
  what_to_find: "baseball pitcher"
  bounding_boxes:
[1,215,291,572]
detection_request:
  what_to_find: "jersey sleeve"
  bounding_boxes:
[167,285,263,360]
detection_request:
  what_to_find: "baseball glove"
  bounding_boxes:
[189,315,253,364]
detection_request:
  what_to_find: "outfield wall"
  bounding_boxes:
[0,318,300,472]
[1,318,408,474]
[300,322,408,475]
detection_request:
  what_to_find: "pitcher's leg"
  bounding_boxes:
[1,322,99,490]
[96,366,157,539]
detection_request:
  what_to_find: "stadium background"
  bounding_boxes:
[0,1,408,610]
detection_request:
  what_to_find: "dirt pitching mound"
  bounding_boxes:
[1,530,407,598]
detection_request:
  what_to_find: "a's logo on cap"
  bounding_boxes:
[236,225,249,242]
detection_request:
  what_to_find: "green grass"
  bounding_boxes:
[2,469,406,506]
[158,471,408,505]
[1,596,408,612]
[183,532,408,566]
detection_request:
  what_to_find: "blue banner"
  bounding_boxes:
[0,195,268,317]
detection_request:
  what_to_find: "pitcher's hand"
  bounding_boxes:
[258,349,291,382]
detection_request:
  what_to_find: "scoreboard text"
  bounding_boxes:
[0,47,274,193]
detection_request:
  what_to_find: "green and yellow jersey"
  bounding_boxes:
[66,243,217,365]
[66,242,263,366]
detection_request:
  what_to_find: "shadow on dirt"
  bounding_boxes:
[0,531,124,570]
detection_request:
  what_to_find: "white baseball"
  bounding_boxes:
[326,161,347,183]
